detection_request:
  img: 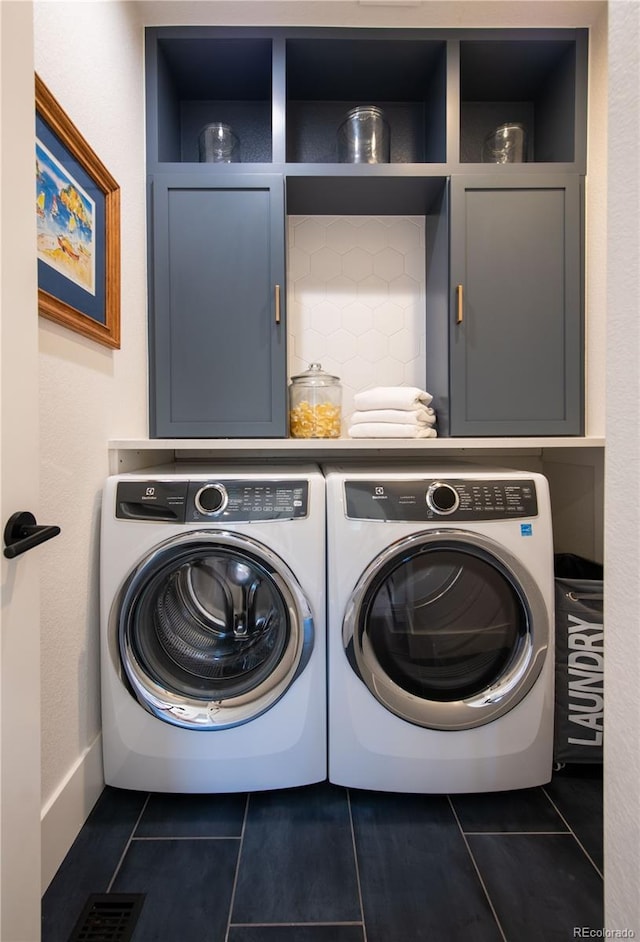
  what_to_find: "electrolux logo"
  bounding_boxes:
[373,485,387,501]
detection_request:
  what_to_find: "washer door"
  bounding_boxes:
[343,530,549,730]
[111,531,313,729]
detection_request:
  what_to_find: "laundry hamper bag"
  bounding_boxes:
[553,554,604,766]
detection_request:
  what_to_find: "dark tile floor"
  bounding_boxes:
[42,767,603,942]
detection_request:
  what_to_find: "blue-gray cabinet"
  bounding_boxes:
[145,26,588,439]
[149,174,287,438]
[443,174,584,436]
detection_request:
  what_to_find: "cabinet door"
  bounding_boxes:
[149,174,286,438]
[449,175,583,436]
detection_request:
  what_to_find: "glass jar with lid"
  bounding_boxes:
[198,123,241,163]
[337,106,390,164]
[288,363,342,439]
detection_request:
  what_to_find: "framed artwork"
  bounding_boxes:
[35,74,120,348]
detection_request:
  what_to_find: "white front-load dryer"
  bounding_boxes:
[324,463,555,793]
[100,464,326,792]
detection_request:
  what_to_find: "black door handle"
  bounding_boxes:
[3,511,61,559]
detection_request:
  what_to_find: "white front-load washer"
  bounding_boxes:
[100,464,326,792]
[324,463,555,793]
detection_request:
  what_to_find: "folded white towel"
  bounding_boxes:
[351,408,436,427]
[348,423,438,439]
[354,386,433,411]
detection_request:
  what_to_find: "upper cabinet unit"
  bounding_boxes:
[144,25,589,441]
[145,27,588,174]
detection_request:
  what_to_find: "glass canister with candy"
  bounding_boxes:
[288,363,342,439]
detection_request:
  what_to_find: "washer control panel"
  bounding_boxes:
[115,480,309,523]
[344,479,538,522]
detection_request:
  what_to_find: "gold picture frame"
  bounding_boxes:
[35,74,120,348]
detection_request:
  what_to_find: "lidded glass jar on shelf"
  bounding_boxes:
[198,123,241,163]
[288,363,342,439]
[337,106,390,164]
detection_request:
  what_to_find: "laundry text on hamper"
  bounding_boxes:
[567,613,604,746]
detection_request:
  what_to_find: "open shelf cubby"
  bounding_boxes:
[151,35,273,164]
[285,37,447,165]
[459,38,581,164]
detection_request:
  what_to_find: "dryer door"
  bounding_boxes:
[344,530,550,730]
[111,531,313,729]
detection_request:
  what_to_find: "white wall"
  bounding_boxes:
[33,0,148,888]
[31,3,640,933]
[604,0,640,932]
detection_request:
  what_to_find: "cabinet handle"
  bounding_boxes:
[456,284,464,325]
[275,284,281,325]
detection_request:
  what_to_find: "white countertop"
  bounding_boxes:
[108,435,603,471]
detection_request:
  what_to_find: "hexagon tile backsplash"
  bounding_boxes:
[287,215,426,430]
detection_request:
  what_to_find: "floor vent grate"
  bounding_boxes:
[67,894,145,942]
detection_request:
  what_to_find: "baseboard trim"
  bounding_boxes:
[41,734,104,893]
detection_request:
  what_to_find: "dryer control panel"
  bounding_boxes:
[344,479,538,522]
[115,480,309,523]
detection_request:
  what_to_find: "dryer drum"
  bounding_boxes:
[364,550,525,701]
[344,530,550,731]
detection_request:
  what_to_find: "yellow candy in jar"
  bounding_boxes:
[289,400,341,438]
[288,363,342,439]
